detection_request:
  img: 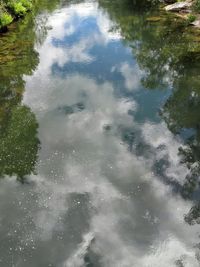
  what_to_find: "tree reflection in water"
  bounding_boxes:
[98,0,200,225]
[0,0,63,180]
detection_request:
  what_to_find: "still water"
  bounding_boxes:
[1,0,200,266]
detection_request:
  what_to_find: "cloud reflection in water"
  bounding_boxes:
[0,2,199,267]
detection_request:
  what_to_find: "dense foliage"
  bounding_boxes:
[193,0,200,12]
[0,0,32,30]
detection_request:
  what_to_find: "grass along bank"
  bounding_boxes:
[164,0,200,27]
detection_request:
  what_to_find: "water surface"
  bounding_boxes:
[0,0,200,266]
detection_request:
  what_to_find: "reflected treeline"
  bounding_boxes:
[98,0,200,224]
[0,106,39,179]
[0,0,63,180]
[98,0,158,14]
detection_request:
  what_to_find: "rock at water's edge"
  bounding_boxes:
[165,1,193,12]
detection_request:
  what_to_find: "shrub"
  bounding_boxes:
[0,12,13,27]
[20,0,32,11]
[0,0,32,30]
[8,1,27,17]
[186,14,197,24]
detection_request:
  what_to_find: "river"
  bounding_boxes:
[0,0,200,266]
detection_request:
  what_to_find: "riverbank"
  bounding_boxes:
[0,0,32,32]
[1,0,200,33]
[164,0,200,27]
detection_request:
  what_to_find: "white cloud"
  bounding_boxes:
[120,62,143,91]
[31,1,121,78]
[23,70,199,266]
[142,121,190,185]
